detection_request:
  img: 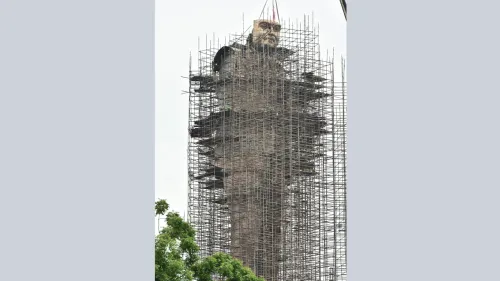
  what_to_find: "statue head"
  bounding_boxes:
[251,19,281,48]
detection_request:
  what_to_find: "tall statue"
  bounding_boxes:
[190,18,329,281]
[212,20,285,280]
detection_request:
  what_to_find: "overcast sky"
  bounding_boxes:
[155,0,346,218]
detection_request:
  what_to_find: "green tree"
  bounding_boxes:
[155,199,264,281]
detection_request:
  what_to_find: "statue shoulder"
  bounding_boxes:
[212,44,246,72]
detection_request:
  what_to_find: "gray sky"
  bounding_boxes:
[155,0,346,217]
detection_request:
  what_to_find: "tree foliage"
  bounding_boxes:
[155,199,264,281]
[155,199,198,281]
[193,253,264,281]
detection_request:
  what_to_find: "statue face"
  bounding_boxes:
[251,20,281,47]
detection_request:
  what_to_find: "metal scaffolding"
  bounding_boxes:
[187,16,347,281]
